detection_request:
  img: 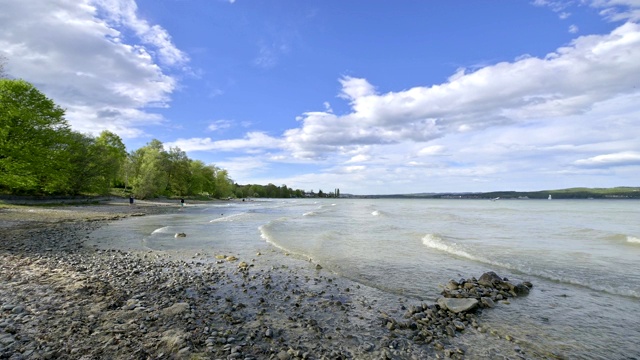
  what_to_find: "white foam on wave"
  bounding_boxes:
[627,236,640,245]
[303,211,316,217]
[371,210,381,216]
[151,226,171,234]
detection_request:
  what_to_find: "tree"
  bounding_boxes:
[95,130,127,188]
[62,132,114,194]
[166,147,190,196]
[0,79,69,194]
[130,139,169,199]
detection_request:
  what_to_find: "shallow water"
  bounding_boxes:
[90,198,640,359]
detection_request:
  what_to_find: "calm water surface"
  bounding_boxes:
[91,198,640,359]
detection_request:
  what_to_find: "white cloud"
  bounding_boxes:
[574,151,640,167]
[207,120,233,132]
[281,22,640,159]
[569,24,579,33]
[0,0,185,137]
[165,132,282,152]
[417,145,446,156]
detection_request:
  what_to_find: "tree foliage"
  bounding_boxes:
[0,79,69,193]
[0,79,316,199]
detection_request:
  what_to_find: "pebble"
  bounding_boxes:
[0,206,535,360]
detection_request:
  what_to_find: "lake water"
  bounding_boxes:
[90,198,640,359]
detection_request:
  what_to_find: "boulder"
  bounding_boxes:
[437,297,478,313]
[174,233,186,238]
[478,271,503,287]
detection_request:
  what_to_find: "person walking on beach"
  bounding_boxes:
[180,198,184,207]
[129,195,134,206]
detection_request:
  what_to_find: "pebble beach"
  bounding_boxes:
[0,201,539,359]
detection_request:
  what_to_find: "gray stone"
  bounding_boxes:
[481,297,496,308]
[437,297,478,313]
[445,280,459,291]
[478,271,503,287]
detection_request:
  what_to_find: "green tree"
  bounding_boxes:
[95,130,127,188]
[130,139,169,199]
[166,147,191,196]
[212,166,233,198]
[0,79,69,194]
[62,131,115,194]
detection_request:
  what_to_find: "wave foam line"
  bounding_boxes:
[422,233,639,299]
[627,236,640,244]
[151,226,170,234]
[209,212,246,222]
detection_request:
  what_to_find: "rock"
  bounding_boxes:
[162,302,190,316]
[445,280,459,291]
[514,282,531,296]
[481,297,496,308]
[237,261,249,270]
[437,297,478,313]
[225,255,238,261]
[478,271,503,287]
[315,264,322,270]
[174,233,186,238]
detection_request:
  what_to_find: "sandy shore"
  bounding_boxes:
[0,201,537,359]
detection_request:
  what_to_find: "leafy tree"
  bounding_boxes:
[186,160,209,195]
[166,147,190,196]
[0,79,69,194]
[95,130,127,187]
[62,131,115,194]
[212,166,233,198]
[130,139,169,199]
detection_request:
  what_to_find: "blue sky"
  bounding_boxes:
[1,0,639,194]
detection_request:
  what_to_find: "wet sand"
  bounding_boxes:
[0,201,536,359]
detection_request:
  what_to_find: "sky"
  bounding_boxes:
[1,0,639,195]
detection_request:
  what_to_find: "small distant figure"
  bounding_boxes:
[129,195,134,206]
[180,198,185,207]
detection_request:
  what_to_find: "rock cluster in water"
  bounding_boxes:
[380,271,533,358]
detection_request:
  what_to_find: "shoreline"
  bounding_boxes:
[0,203,539,359]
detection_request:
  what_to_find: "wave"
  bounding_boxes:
[303,211,316,217]
[209,212,246,222]
[421,233,509,268]
[421,233,639,299]
[627,236,640,245]
[371,210,383,216]
[604,233,640,246]
[151,226,172,235]
[259,223,315,263]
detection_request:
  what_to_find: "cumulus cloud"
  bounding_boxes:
[281,22,640,159]
[0,0,185,136]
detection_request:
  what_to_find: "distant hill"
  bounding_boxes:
[350,187,640,199]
